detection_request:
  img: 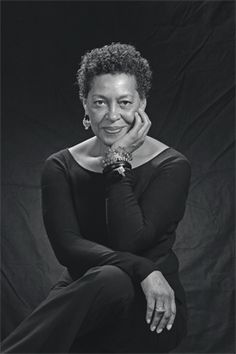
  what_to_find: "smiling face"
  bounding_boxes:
[83,73,146,148]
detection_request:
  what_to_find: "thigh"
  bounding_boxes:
[97,283,187,353]
[51,267,136,353]
[47,268,74,294]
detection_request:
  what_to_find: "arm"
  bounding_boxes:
[41,155,157,283]
[105,156,191,253]
[102,108,191,334]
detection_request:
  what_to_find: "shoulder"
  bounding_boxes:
[149,146,191,185]
[131,136,168,168]
[43,137,94,161]
[140,136,189,165]
[43,137,94,166]
[138,137,191,179]
[133,136,190,169]
[43,148,68,166]
[154,146,190,165]
[67,137,95,156]
[41,148,72,180]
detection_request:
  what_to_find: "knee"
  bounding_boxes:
[85,265,135,303]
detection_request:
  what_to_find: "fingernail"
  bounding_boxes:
[147,318,150,324]
[151,326,156,331]
[157,329,163,334]
[167,324,172,330]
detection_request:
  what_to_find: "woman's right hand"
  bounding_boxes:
[111,108,151,154]
[141,270,176,334]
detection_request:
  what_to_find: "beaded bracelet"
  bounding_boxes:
[102,146,132,168]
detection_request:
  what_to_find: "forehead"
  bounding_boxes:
[89,73,138,95]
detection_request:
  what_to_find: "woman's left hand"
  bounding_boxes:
[111,108,151,154]
[141,270,176,334]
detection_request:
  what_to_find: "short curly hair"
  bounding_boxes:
[76,43,152,100]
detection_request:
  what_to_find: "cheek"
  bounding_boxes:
[122,105,139,125]
[122,113,134,125]
[88,109,103,124]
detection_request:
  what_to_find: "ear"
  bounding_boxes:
[82,98,87,113]
[140,98,147,111]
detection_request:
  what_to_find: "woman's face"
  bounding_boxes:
[83,73,146,147]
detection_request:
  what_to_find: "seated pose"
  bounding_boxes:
[1,43,191,353]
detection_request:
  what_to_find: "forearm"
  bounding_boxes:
[45,227,156,283]
[105,175,154,253]
[104,159,191,253]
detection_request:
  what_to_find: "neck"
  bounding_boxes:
[90,136,147,158]
[90,137,109,157]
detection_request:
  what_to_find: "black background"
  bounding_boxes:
[1,1,235,352]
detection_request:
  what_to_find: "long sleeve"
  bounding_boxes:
[104,155,191,253]
[41,155,157,283]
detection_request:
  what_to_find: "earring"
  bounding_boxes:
[83,114,91,130]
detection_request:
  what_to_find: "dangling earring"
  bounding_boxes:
[83,114,91,130]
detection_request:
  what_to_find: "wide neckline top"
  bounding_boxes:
[65,147,172,175]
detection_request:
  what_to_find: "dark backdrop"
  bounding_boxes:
[1,1,235,353]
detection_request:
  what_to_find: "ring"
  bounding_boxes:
[155,307,165,312]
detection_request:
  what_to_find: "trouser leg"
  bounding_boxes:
[1,265,135,353]
[95,274,188,353]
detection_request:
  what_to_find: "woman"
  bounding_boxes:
[1,43,191,353]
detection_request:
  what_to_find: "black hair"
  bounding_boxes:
[77,42,152,100]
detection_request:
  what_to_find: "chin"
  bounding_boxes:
[102,137,119,147]
[100,131,127,146]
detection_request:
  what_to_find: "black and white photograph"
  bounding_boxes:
[1,1,235,353]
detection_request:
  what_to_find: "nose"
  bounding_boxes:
[106,104,120,121]
[108,113,119,121]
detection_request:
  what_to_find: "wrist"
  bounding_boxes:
[102,146,133,181]
[103,161,132,182]
[102,146,133,167]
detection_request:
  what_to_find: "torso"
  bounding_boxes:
[68,136,169,173]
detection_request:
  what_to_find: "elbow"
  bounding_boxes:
[57,254,69,268]
[50,243,73,269]
[55,250,71,268]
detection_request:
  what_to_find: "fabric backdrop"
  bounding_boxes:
[1,1,235,353]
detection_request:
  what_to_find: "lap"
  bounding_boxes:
[95,283,187,353]
[50,267,187,353]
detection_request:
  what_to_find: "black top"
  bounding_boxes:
[41,147,191,302]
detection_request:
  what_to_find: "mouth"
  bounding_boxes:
[103,127,124,134]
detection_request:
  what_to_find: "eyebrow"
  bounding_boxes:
[92,94,134,99]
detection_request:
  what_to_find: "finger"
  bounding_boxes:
[156,299,171,334]
[166,296,176,331]
[146,297,155,325]
[138,108,151,126]
[137,108,150,127]
[136,109,151,136]
[150,311,164,332]
[150,300,165,331]
[129,112,143,134]
[138,121,151,139]
[132,110,150,136]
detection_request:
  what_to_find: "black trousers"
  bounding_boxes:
[1,265,187,353]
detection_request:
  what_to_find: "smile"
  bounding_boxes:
[103,127,123,134]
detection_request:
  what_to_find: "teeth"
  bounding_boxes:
[104,128,122,134]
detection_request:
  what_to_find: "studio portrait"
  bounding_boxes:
[1,1,235,353]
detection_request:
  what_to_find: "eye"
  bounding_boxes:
[94,100,105,106]
[120,100,132,107]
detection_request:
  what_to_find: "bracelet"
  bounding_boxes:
[103,161,132,180]
[103,161,132,175]
[102,146,133,168]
